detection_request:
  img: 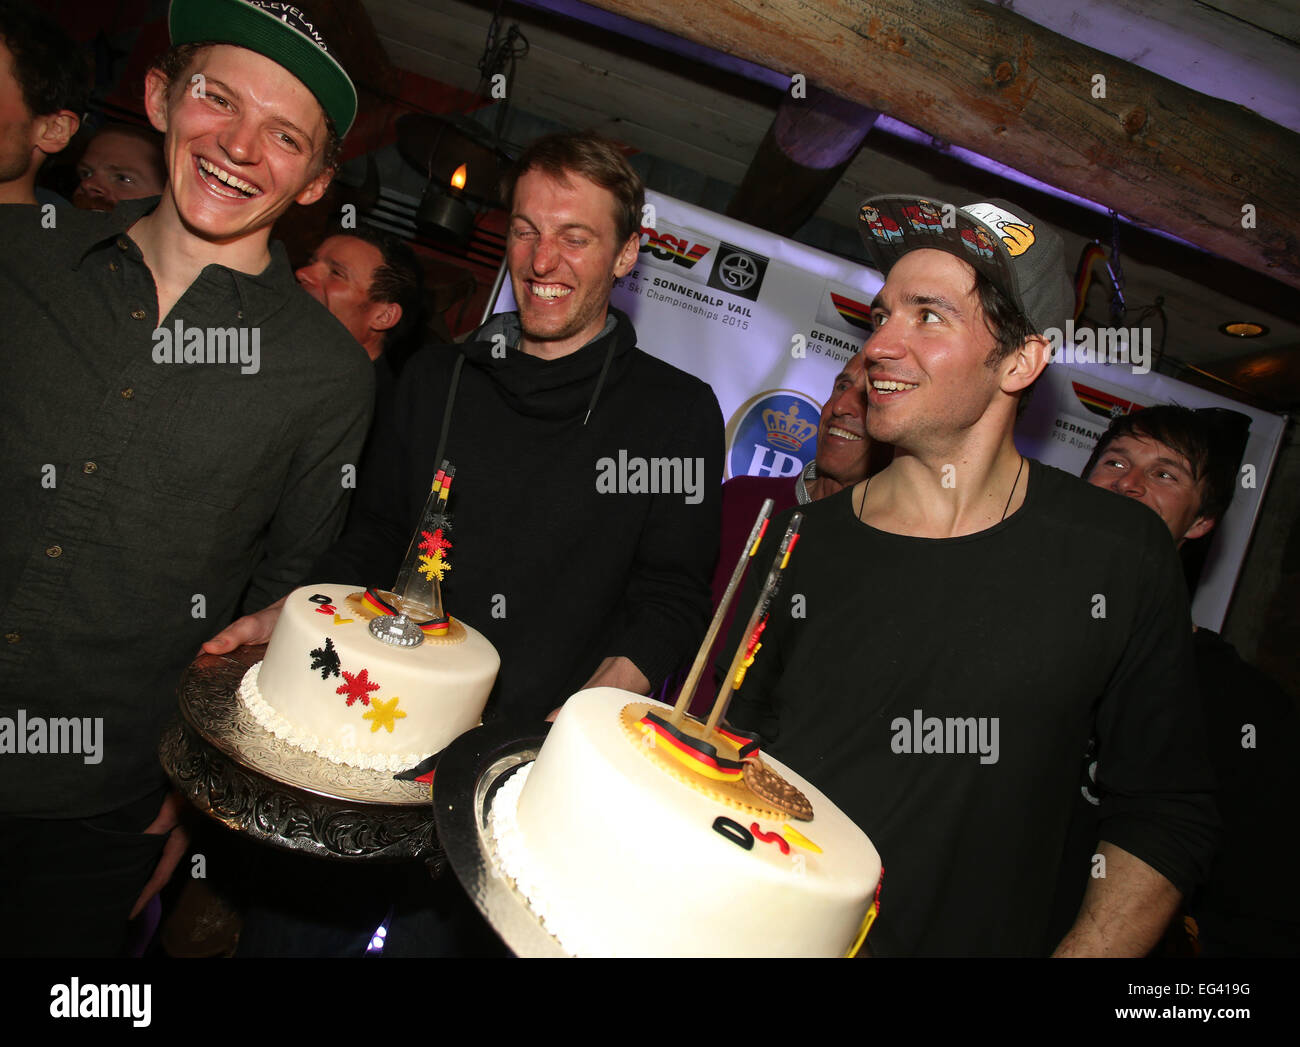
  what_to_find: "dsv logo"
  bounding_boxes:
[639,226,711,270]
[716,251,759,292]
[707,241,768,302]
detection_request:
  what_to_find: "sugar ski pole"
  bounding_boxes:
[705,512,803,738]
[669,499,774,727]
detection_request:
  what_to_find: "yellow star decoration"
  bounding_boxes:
[417,551,450,581]
[363,696,406,733]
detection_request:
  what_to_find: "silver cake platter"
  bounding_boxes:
[433,719,569,957]
[159,645,440,862]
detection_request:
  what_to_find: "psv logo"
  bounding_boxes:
[639,226,711,269]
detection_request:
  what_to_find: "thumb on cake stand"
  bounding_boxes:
[201,595,287,655]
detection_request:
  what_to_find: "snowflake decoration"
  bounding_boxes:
[417,551,450,581]
[363,695,407,733]
[336,668,381,707]
[308,637,340,679]
[418,529,452,556]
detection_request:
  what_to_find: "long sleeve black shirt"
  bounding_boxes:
[0,200,373,818]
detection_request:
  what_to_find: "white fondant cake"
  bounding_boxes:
[241,584,499,771]
[489,687,882,957]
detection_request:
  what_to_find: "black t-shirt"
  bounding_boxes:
[726,459,1218,956]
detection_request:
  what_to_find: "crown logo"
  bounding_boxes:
[762,403,817,453]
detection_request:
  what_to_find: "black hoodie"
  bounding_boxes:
[316,308,723,721]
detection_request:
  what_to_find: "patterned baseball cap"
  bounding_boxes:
[857,194,1073,335]
[169,0,357,136]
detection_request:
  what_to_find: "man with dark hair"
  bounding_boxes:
[296,225,425,371]
[0,0,86,204]
[0,0,370,957]
[1077,404,1300,956]
[72,121,166,211]
[1082,404,1236,545]
[725,195,1217,957]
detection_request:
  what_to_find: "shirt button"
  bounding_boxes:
[46,545,62,558]
[82,461,98,475]
[117,238,129,251]
[131,309,147,321]
[109,261,119,272]
[121,388,134,399]
[5,632,19,644]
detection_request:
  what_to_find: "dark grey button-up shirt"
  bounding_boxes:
[0,199,373,817]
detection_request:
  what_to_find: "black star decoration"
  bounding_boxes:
[309,637,341,679]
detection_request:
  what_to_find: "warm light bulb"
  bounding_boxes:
[450,163,468,190]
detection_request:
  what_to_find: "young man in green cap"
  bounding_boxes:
[0,0,371,957]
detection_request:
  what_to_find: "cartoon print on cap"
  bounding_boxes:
[902,199,945,235]
[859,203,903,244]
[962,202,1037,257]
[960,226,996,260]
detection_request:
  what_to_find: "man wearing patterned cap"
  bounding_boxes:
[727,195,1217,957]
[0,0,371,956]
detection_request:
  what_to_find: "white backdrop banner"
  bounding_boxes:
[492,189,1284,630]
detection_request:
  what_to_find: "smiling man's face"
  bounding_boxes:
[815,352,872,486]
[506,166,638,359]
[863,249,1005,453]
[1085,432,1215,546]
[145,44,332,245]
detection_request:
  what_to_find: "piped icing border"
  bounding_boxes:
[238,662,426,773]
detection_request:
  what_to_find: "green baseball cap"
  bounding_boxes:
[169,0,357,137]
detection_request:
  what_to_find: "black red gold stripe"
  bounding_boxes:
[639,710,759,781]
[362,588,450,635]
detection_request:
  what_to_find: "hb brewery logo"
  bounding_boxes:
[725,389,820,479]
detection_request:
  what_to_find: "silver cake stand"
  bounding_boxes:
[159,645,439,862]
[433,720,569,957]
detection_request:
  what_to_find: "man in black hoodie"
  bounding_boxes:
[203,131,722,957]
[209,130,723,725]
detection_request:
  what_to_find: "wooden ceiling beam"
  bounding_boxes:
[576,0,1300,288]
[727,86,878,236]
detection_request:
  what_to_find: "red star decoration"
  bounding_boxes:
[336,668,381,706]
[419,529,452,556]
